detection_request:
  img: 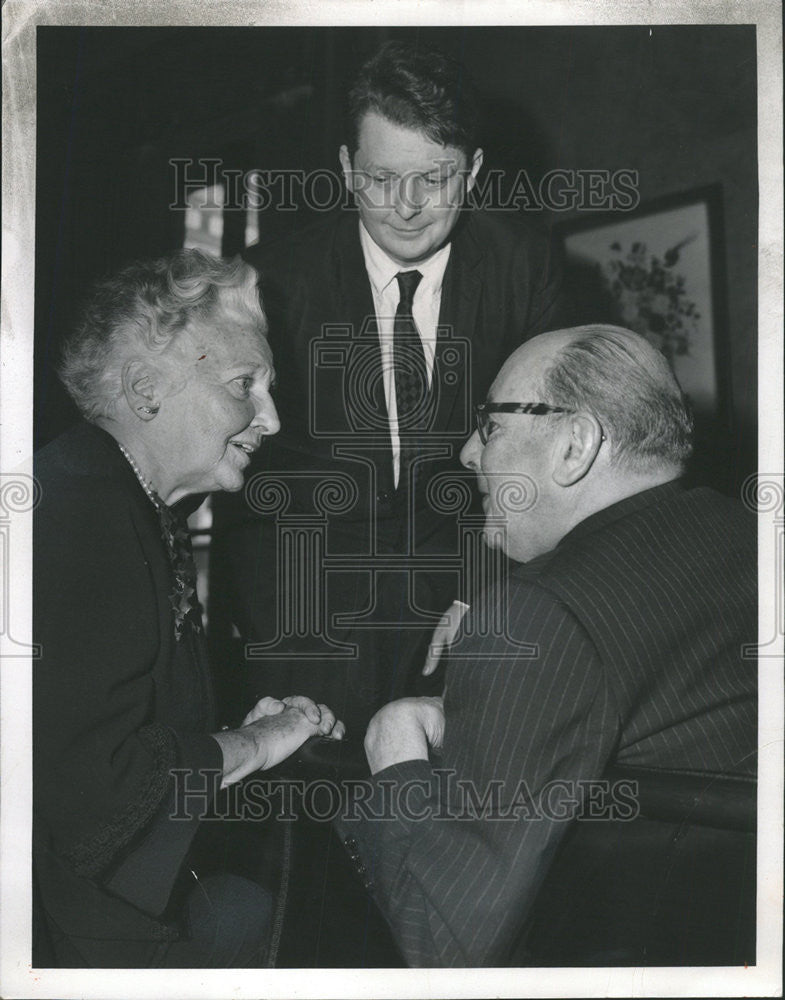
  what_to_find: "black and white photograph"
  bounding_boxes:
[1,2,782,997]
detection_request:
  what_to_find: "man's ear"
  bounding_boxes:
[552,413,604,486]
[465,148,484,194]
[338,145,354,192]
[121,359,161,421]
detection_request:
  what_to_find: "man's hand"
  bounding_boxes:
[214,695,345,787]
[422,600,469,676]
[364,696,445,775]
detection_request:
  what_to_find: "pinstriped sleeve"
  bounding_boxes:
[336,583,618,966]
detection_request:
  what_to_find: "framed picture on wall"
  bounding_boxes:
[557,184,729,426]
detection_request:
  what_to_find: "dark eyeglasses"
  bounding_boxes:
[474,401,606,445]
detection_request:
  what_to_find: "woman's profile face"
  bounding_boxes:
[154,313,280,503]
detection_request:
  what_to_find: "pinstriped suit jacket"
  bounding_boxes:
[336,480,757,965]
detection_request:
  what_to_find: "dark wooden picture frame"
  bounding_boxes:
[557,185,731,432]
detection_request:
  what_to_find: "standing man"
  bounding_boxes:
[218,40,563,737]
[337,325,757,967]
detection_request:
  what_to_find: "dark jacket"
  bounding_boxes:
[33,422,223,959]
[241,208,564,551]
[336,482,758,966]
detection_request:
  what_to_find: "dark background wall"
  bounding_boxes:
[35,25,757,490]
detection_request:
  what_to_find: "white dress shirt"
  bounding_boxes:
[359,221,452,486]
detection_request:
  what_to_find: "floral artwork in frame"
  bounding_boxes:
[559,186,728,421]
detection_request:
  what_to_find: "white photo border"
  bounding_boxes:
[2,1,782,997]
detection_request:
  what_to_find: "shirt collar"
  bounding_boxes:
[359,220,452,298]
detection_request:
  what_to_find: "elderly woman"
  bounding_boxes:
[33,250,343,968]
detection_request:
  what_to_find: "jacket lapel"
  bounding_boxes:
[332,215,396,493]
[434,213,484,439]
[328,212,484,491]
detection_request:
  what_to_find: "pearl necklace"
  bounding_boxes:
[117,443,161,507]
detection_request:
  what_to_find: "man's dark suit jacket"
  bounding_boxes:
[33,422,223,966]
[335,481,758,966]
[215,209,563,731]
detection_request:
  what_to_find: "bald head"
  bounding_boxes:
[498,325,693,475]
[493,328,578,398]
[461,325,692,563]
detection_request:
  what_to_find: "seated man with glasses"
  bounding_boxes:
[336,323,757,967]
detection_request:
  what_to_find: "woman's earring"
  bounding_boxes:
[137,405,159,415]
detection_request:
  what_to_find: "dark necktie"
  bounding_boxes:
[393,270,428,491]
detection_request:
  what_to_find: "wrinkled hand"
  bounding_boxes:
[280,695,346,740]
[422,601,469,676]
[215,694,344,786]
[241,695,289,726]
[247,696,344,771]
[364,696,445,775]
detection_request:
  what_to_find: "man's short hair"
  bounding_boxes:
[346,40,480,159]
[542,324,694,473]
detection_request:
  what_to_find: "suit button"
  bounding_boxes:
[376,490,391,504]
[362,878,374,891]
[344,836,359,851]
